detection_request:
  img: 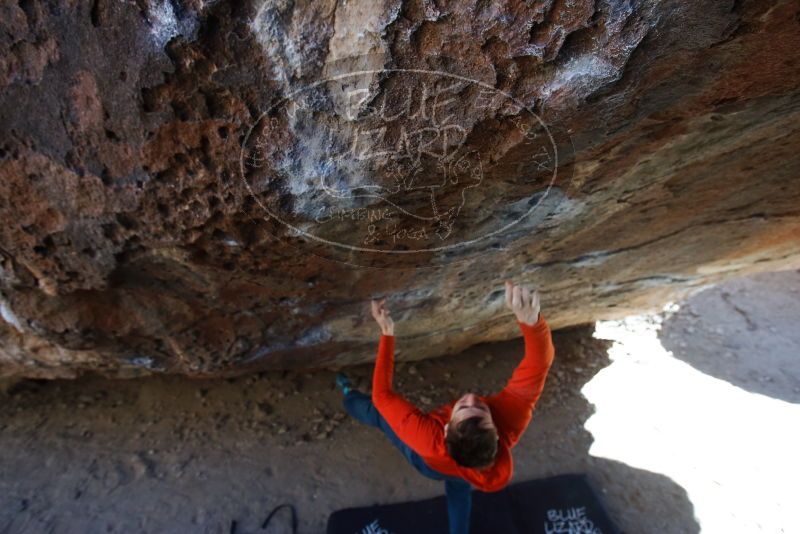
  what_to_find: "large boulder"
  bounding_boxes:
[1,0,799,379]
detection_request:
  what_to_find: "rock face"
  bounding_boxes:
[1,0,799,379]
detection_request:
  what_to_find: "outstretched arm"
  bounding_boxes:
[486,282,555,448]
[504,316,554,403]
[370,298,442,457]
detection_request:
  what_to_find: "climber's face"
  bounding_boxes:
[445,393,495,435]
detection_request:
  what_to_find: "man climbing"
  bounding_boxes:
[335,280,556,534]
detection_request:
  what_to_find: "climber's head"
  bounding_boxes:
[444,393,498,469]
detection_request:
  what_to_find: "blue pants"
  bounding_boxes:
[343,390,473,534]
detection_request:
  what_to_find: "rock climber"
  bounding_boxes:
[335,280,556,534]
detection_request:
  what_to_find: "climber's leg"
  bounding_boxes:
[340,388,473,533]
[341,389,445,477]
[341,388,382,428]
[445,478,473,534]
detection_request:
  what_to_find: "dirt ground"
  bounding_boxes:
[1,270,798,533]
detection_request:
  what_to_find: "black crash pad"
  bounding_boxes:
[327,473,619,534]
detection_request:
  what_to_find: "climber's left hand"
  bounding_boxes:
[371,297,395,336]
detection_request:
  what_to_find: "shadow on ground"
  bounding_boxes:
[659,269,800,403]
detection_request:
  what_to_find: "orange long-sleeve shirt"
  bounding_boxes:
[372,315,555,492]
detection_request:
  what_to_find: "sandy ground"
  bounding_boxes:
[0,270,798,533]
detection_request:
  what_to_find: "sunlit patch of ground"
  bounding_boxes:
[584,305,800,533]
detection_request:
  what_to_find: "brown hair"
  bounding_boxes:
[445,416,498,469]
